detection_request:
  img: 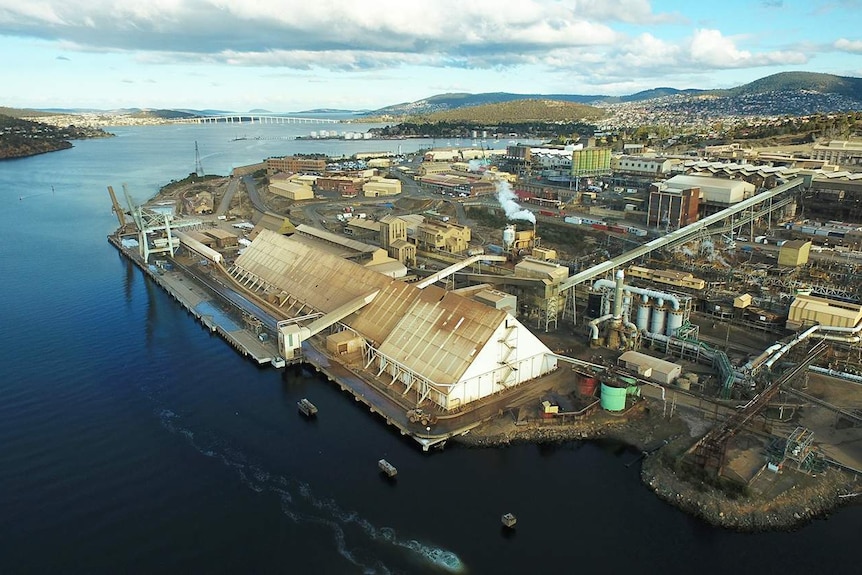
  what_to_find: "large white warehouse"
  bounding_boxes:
[229,229,558,411]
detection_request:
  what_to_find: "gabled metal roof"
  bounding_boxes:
[377,287,507,385]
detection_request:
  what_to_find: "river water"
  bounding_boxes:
[0,120,857,574]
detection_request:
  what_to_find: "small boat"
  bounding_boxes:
[501,513,517,528]
[297,398,318,417]
[378,459,397,478]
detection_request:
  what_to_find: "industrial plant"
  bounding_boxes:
[107,139,862,507]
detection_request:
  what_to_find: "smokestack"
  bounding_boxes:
[613,269,625,319]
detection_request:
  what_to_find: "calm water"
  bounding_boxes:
[0,122,858,574]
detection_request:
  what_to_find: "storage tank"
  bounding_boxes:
[576,372,599,397]
[502,225,516,250]
[666,308,683,336]
[650,303,666,335]
[600,383,627,412]
[636,296,650,331]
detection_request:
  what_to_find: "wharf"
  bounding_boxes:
[108,233,568,450]
[107,235,279,366]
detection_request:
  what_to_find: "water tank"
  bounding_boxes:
[502,225,516,249]
[636,297,650,331]
[666,309,684,337]
[576,372,599,397]
[600,383,627,412]
[650,304,666,335]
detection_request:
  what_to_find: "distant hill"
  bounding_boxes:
[717,71,862,99]
[422,99,605,123]
[0,106,59,118]
[294,108,365,114]
[368,71,862,117]
[371,92,605,117]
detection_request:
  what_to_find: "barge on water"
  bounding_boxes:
[378,459,397,478]
[297,398,318,417]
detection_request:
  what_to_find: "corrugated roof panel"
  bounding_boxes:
[378,290,506,384]
[234,229,392,313]
[349,281,422,345]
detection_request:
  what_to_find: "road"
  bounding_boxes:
[215,176,240,216]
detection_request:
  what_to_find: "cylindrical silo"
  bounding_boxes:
[636,295,650,331]
[650,301,666,335]
[576,372,599,397]
[666,308,683,336]
[600,382,627,411]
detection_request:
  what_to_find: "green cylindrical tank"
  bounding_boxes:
[600,383,627,412]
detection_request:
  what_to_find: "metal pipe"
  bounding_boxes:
[814,319,862,335]
[808,365,862,384]
[589,314,614,341]
[745,343,784,371]
[764,324,820,370]
[593,279,680,311]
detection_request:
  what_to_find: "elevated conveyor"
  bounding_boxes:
[558,177,806,291]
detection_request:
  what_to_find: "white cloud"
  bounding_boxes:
[834,38,862,53]
[688,29,806,68]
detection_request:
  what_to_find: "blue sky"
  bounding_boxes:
[1,0,860,112]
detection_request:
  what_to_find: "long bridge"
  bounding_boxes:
[171,114,342,125]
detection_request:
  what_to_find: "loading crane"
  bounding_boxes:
[107,185,133,233]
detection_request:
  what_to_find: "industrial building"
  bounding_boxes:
[646,184,700,229]
[810,140,862,167]
[617,350,682,385]
[786,294,862,330]
[228,229,559,411]
[269,179,314,201]
[777,240,811,267]
[362,176,401,197]
[265,156,327,175]
[613,155,681,177]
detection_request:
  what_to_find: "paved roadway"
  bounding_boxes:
[215,176,240,216]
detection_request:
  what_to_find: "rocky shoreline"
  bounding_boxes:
[641,449,855,531]
[455,403,859,531]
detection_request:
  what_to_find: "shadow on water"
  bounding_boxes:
[500,526,517,540]
[122,254,136,306]
[143,274,159,346]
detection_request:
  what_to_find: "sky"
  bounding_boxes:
[1,0,861,113]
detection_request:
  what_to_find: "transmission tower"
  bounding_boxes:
[195,141,204,177]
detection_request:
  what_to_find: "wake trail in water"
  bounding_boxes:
[155,407,464,574]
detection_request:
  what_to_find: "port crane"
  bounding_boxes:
[107,185,132,233]
[113,183,201,262]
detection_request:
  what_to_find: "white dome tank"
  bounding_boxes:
[502,225,516,249]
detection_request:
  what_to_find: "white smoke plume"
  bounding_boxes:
[495,180,536,224]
